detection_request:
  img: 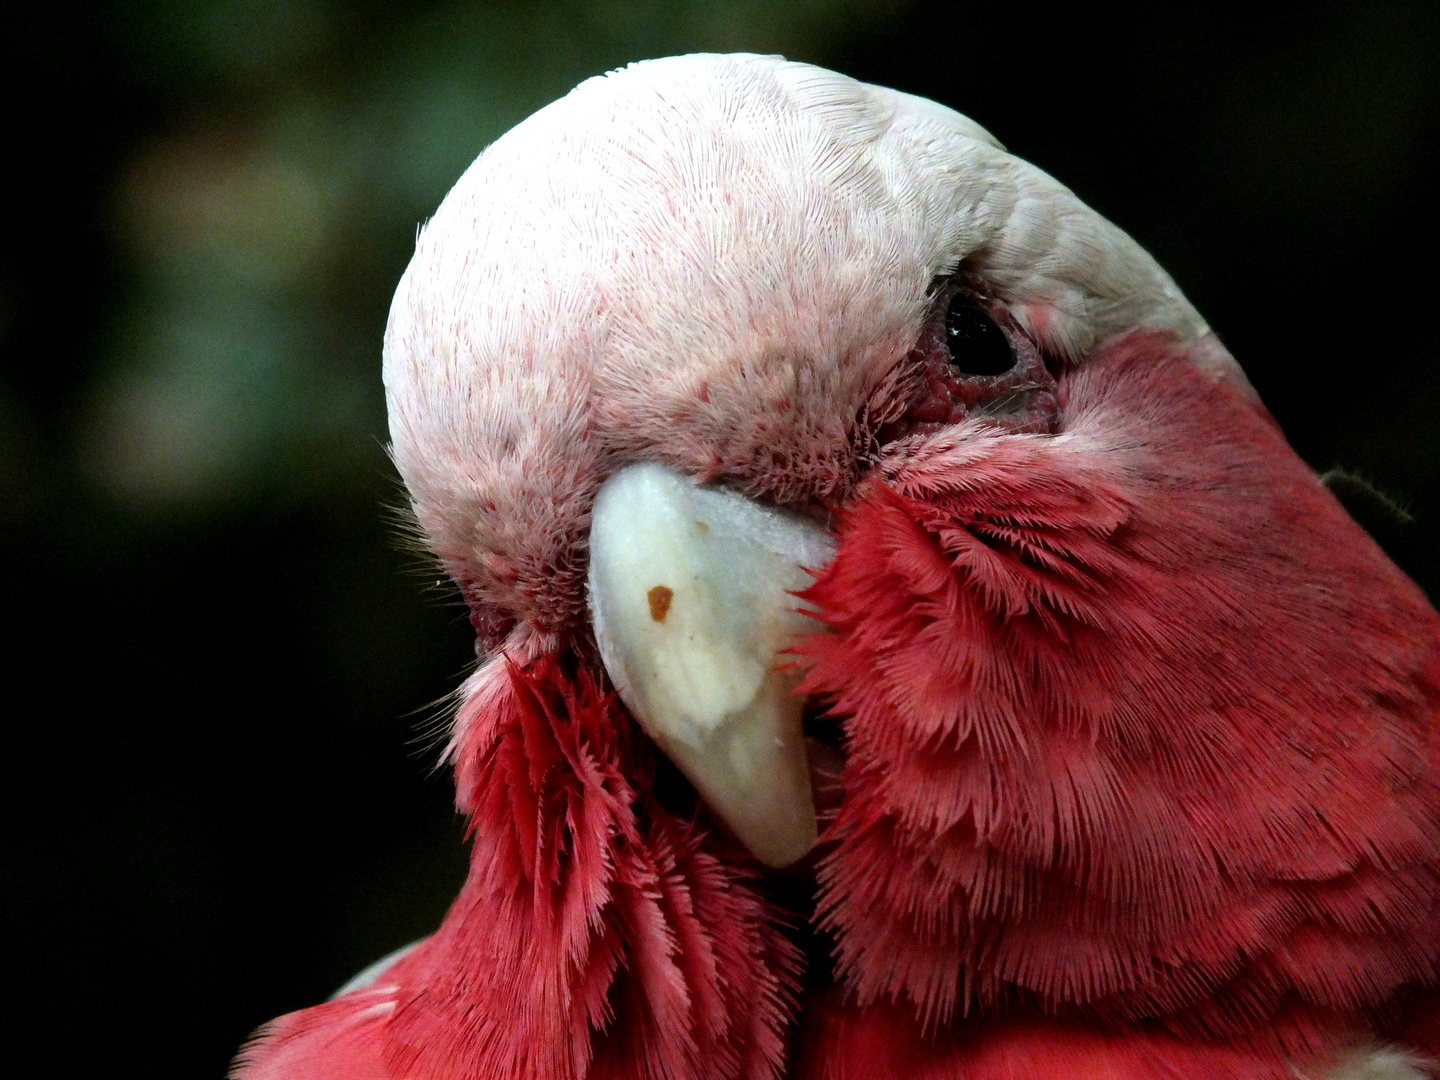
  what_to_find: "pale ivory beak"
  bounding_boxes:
[587,462,836,867]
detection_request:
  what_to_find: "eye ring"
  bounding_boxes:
[944,295,1015,376]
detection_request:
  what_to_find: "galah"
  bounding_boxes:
[233,54,1440,1080]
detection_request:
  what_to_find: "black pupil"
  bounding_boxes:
[944,297,1014,376]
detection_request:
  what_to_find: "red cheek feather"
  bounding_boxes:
[794,330,1440,1073]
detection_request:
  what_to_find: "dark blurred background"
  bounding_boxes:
[3,1,1436,1076]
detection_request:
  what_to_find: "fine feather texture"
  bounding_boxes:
[234,657,800,1080]
[795,331,1440,1068]
[238,53,1440,1080]
[236,332,1440,1079]
[382,54,1214,655]
[790,991,1429,1080]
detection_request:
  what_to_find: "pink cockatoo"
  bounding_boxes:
[233,54,1440,1080]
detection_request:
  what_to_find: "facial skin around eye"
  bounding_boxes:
[876,279,1060,446]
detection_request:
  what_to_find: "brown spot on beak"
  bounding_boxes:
[647,585,674,622]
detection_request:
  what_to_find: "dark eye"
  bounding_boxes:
[944,296,1015,376]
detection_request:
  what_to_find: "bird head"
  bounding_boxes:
[379,52,1440,1070]
[386,54,1219,637]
